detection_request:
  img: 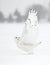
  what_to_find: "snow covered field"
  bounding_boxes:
[0,22,50,65]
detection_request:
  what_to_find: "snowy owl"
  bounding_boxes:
[15,9,41,54]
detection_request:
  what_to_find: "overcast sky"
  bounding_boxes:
[0,0,50,17]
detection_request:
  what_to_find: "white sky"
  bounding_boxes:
[0,0,50,17]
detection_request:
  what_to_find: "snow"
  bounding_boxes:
[0,22,50,65]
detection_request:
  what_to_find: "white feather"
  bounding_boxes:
[16,9,41,54]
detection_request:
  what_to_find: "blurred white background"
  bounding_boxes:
[0,0,50,17]
[0,0,50,65]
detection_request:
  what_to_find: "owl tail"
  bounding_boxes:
[33,41,41,48]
